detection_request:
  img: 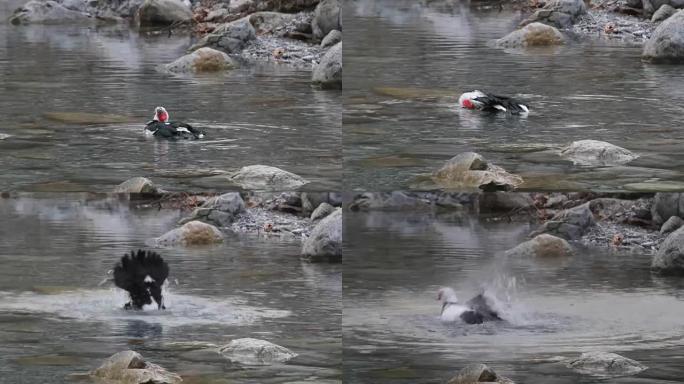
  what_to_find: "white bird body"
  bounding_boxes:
[441,302,470,322]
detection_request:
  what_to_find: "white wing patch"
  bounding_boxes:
[494,104,507,112]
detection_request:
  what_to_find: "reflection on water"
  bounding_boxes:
[0,195,341,383]
[343,210,684,383]
[344,0,684,192]
[0,13,341,192]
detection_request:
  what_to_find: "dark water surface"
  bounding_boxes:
[0,194,341,383]
[0,3,341,192]
[343,210,684,383]
[344,0,684,192]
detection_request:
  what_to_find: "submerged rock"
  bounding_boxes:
[652,225,684,274]
[531,202,595,240]
[180,192,246,227]
[218,338,297,365]
[521,0,587,29]
[567,352,647,377]
[478,192,534,213]
[312,0,341,40]
[643,10,684,63]
[321,29,342,48]
[9,0,93,25]
[560,140,638,166]
[155,220,224,246]
[191,17,256,53]
[164,47,237,73]
[90,350,182,384]
[311,202,335,221]
[432,152,523,191]
[230,165,308,190]
[496,22,565,48]
[136,0,192,27]
[312,42,342,89]
[348,192,433,211]
[447,363,515,384]
[652,4,677,22]
[505,234,574,258]
[113,177,162,194]
[301,208,342,262]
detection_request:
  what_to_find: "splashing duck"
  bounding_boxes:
[437,287,503,324]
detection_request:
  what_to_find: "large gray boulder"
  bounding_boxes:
[218,338,297,366]
[651,193,684,225]
[643,10,684,63]
[230,165,308,190]
[567,352,647,377]
[496,22,565,48]
[10,0,94,25]
[432,152,523,191]
[652,4,677,22]
[531,202,595,240]
[321,29,342,48]
[113,177,162,194]
[311,202,335,221]
[447,363,515,384]
[136,0,192,27]
[90,350,182,384]
[521,0,587,29]
[180,192,246,227]
[652,225,684,274]
[505,234,574,258]
[164,47,238,73]
[660,215,684,234]
[312,0,341,40]
[301,208,342,262]
[191,17,256,53]
[155,220,224,246]
[312,42,342,90]
[643,0,684,18]
[560,140,638,166]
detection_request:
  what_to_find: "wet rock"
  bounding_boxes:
[651,192,684,225]
[521,0,587,29]
[312,41,342,89]
[228,0,319,14]
[113,177,162,194]
[180,192,246,227]
[560,140,638,166]
[311,202,335,221]
[505,234,574,258]
[567,352,647,377]
[496,22,565,48]
[9,0,93,25]
[218,338,297,365]
[652,4,677,22]
[531,202,595,240]
[478,192,534,213]
[643,10,684,63]
[321,29,342,48]
[155,220,224,246]
[312,0,341,40]
[660,215,684,234]
[348,192,432,211]
[90,350,182,384]
[652,225,684,274]
[248,11,299,36]
[301,208,341,262]
[164,47,237,73]
[136,0,192,27]
[447,363,515,384]
[230,165,308,190]
[432,152,523,191]
[191,17,256,53]
[643,0,684,18]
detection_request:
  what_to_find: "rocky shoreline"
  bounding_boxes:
[9,0,342,87]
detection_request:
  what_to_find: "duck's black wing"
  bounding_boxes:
[474,93,528,114]
[138,250,169,284]
[465,293,502,322]
[113,250,147,292]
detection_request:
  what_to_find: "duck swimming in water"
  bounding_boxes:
[437,287,503,324]
[458,90,529,114]
[144,106,204,139]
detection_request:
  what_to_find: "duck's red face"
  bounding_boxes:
[462,99,475,109]
[157,111,168,122]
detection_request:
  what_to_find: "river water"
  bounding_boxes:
[343,210,684,383]
[0,194,341,383]
[0,2,341,192]
[344,0,684,192]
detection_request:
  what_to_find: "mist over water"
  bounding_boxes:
[343,210,684,383]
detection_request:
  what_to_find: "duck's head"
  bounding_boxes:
[437,287,458,304]
[458,90,485,109]
[154,106,169,122]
